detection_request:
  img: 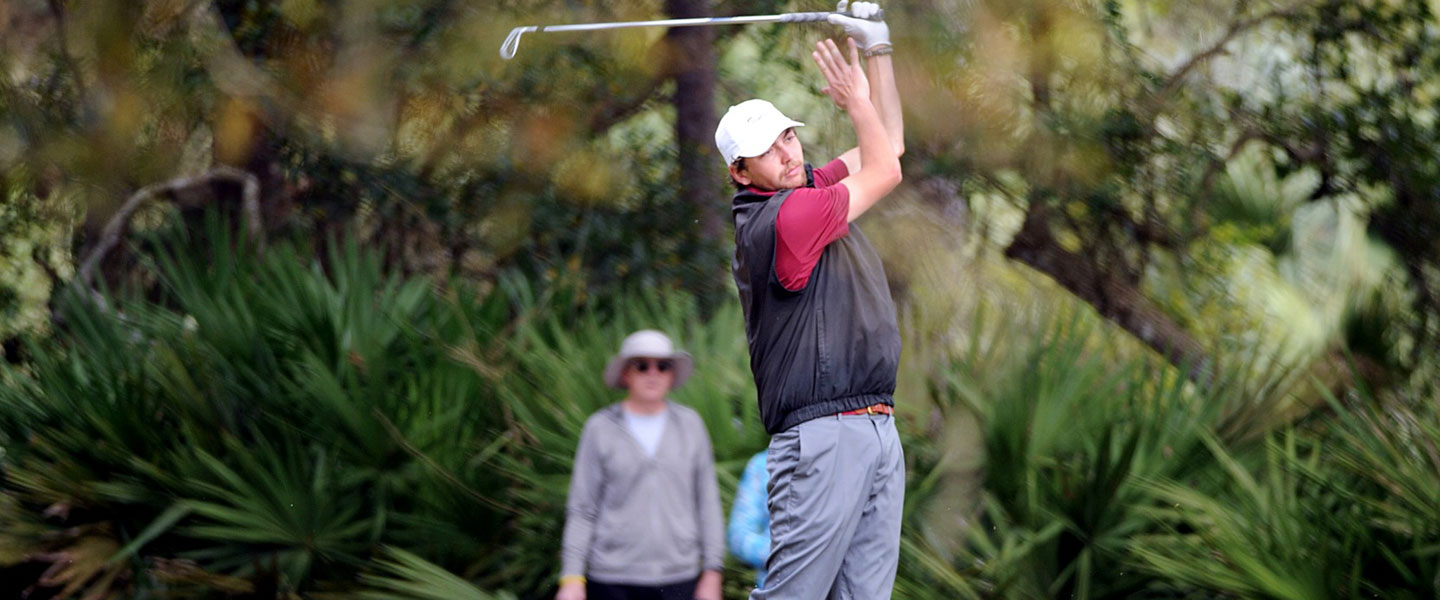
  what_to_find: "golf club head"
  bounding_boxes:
[501,26,537,60]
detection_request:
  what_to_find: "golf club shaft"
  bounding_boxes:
[544,14,787,33]
[501,10,882,60]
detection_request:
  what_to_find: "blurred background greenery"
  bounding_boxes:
[2,0,1440,597]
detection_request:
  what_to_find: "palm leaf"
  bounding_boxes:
[346,547,515,600]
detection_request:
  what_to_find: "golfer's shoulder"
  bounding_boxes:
[782,185,847,207]
[777,184,849,231]
[812,157,850,186]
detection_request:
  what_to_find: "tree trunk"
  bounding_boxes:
[1004,209,1214,382]
[1002,207,1395,398]
[664,0,724,244]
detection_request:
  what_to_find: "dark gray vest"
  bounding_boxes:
[731,165,901,434]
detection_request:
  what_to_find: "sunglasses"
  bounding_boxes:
[628,358,674,373]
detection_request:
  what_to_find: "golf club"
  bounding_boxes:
[501,9,885,60]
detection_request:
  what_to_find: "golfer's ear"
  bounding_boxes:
[729,163,751,186]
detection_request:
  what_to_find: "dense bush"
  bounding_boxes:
[2,230,1439,599]
[0,226,519,597]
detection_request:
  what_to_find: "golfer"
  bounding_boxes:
[714,1,906,598]
[556,330,725,600]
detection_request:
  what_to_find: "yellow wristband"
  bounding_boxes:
[560,575,587,586]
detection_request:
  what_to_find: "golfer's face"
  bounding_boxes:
[742,129,805,191]
[624,357,675,400]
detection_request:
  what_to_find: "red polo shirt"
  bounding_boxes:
[743,159,852,291]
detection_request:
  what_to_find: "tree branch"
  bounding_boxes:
[1149,6,1307,111]
[77,167,262,289]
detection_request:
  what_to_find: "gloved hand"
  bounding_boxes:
[828,1,890,51]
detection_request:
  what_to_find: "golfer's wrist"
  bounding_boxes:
[559,574,586,586]
[863,42,893,57]
[845,97,880,119]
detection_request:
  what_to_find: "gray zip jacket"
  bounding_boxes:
[560,401,726,585]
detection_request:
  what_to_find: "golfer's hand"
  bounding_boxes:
[829,1,889,50]
[694,569,722,600]
[556,580,585,600]
[813,38,871,111]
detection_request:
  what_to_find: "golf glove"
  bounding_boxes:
[829,1,890,52]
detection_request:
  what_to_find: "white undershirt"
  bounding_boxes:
[623,407,668,457]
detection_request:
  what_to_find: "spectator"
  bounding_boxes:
[556,330,725,600]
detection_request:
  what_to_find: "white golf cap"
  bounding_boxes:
[714,99,805,166]
[602,329,695,390]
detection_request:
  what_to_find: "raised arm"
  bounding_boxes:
[831,2,905,172]
[866,52,904,158]
[813,38,901,223]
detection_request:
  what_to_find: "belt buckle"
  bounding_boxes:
[865,405,878,415]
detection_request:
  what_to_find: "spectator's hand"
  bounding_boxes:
[694,569,723,600]
[556,580,586,600]
[813,38,870,112]
[828,1,890,51]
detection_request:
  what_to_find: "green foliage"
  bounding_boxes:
[4,223,1440,598]
[1134,434,1339,600]
[0,223,760,598]
[1,0,735,326]
[911,315,1228,599]
[0,170,72,345]
[1209,144,1318,255]
[1267,0,1440,382]
[1323,396,1440,596]
[0,223,515,596]
[348,547,517,600]
[1130,391,1440,600]
[4,0,1436,397]
[891,295,1440,600]
[4,3,1440,597]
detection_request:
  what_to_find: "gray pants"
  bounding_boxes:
[750,413,905,600]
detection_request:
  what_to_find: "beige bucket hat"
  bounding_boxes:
[603,330,695,390]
